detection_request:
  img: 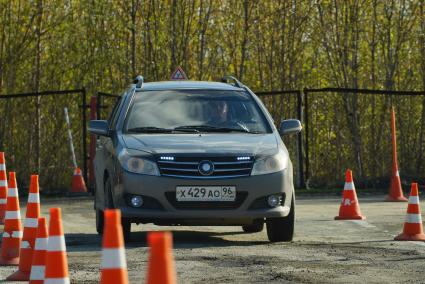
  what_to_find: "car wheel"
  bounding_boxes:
[266,195,295,242]
[122,218,131,243]
[95,208,104,235]
[104,176,132,242]
[242,222,264,233]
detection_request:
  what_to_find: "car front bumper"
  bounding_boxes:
[112,169,294,224]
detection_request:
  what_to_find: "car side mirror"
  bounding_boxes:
[279,119,302,135]
[89,120,110,136]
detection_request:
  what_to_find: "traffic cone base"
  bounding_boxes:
[0,256,20,265]
[0,236,21,265]
[394,232,425,241]
[385,195,408,202]
[335,215,365,220]
[6,269,29,281]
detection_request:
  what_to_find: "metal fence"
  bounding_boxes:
[94,87,425,189]
[0,89,88,192]
[2,86,424,192]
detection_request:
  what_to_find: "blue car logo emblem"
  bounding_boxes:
[198,160,214,176]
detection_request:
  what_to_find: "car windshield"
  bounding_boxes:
[124,89,272,134]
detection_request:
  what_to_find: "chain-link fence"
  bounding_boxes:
[303,89,425,188]
[0,90,87,192]
[3,86,423,192]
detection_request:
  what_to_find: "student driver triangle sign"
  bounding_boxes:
[170,67,188,80]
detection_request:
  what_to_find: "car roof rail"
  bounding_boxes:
[221,76,244,88]
[133,75,144,89]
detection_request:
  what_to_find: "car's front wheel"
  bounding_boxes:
[96,177,131,242]
[122,218,131,242]
[95,208,104,235]
[266,195,295,242]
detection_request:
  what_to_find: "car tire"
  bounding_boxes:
[95,208,104,235]
[122,218,131,243]
[242,222,264,233]
[266,195,295,242]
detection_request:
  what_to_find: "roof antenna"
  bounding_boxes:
[134,75,144,89]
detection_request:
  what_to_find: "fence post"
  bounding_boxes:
[89,96,97,190]
[81,88,89,189]
[296,91,305,188]
[304,89,310,184]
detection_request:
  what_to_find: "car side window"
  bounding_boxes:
[108,90,128,130]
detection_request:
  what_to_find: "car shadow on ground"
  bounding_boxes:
[128,230,269,249]
[64,230,269,252]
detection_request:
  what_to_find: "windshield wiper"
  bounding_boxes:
[127,126,173,133]
[174,125,261,134]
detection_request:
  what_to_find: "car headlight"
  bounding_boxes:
[251,149,287,176]
[118,149,160,176]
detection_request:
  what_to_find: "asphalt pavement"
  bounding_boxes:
[0,195,424,283]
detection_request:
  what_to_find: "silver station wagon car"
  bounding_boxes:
[89,76,302,242]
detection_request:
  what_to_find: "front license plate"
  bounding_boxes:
[176,186,236,202]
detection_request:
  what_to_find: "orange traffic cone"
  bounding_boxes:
[71,167,87,193]
[0,152,8,224]
[45,208,70,283]
[0,172,23,265]
[7,175,41,280]
[335,169,366,220]
[146,231,176,284]
[29,217,48,284]
[100,209,128,284]
[394,183,425,241]
[386,108,408,202]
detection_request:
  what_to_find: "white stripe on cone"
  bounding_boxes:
[35,237,48,250]
[24,217,39,228]
[45,278,70,284]
[0,164,5,170]
[408,196,419,204]
[395,170,400,177]
[28,193,40,203]
[0,180,7,187]
[3,231,23,238]
[21,240,31,249]
[405,213,422,224]
[344,182,354,190]
[7,187,18,197]
[101,248,127,269]
[0,198,6,204]
[12,231,23,238]
[30,265,45,281]
[5,210,21,219]
[47,236,66,251]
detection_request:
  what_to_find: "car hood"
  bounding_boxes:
[122,133,278,155]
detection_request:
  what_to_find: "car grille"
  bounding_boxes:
[157,156,254,179]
